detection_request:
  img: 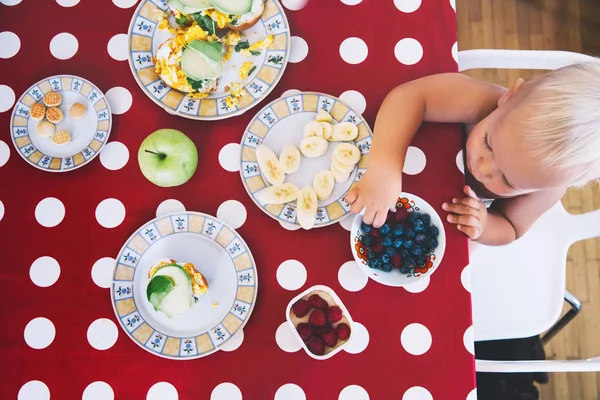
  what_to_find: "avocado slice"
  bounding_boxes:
[148,265,195,318]
[147,275,175,311]
[210,0,252,15]
[168,0,213,14]
[181,40,223,81]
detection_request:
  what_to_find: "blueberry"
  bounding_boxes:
[411,247,423,256]
[406,228,416,238]
[400,266,411,274]
[381,263,393,272]
[403,239,414,249]
[430,239,438,249]
[385,247,396,257]
[406,257,416,266]
[379,224,391,235]
[381,237,392,248]
[413,219,425,232]
[415,233,426,244]
[393,238,403,248]
[400,248,409,258]
[392,224,404,237]
[370,259,382,270]
[361,222,372,233]
[421,214,431,224]
[363,235,373,246]
[367,251,377,260]
[407,212,418,222]
[416,255,426,266]
[430,226,440,237]
[381,254,391,264]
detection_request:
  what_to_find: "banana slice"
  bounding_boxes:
[331,156,356,174]
[321,122,333,141]
[333,143,361,166]
[330,160,351,184]
[312,170,335,201]
[279,144,301,174]
[296,186,318,230]
[300,136,328,158]
[303,121,324,138]
[331,121,359,141]
[316,109,333,123]
[255,183,300,205]
[256,145,285,186]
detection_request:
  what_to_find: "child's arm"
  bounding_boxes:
[345,73,506,227]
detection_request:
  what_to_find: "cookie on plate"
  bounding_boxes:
[51,130,71,145]
[69,102,86,119]
[43,92,62,107]
[30,103,46,121]
[46,107,64,124]
[36,121,56,137]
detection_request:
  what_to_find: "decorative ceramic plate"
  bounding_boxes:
[9,75,112,172]
[127,0,290,120]
[111,212,258,359]
[240,92,373,228]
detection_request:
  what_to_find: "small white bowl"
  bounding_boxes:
[350,192,446,287]
[285,285,354,360]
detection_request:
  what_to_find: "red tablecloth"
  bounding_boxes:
[0,0,475,398]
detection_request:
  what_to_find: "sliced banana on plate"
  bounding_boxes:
[312,170,335,201]
[330,160,351,184]
[296,186,318,230]
[316,109,333,123]
[321,122,333,141]
[331,121,359,141]
[300,136,328,158]
[331,156,356,174]
[333,143,361,166]
[255,183,300,205]
[279,144,301,174]
[303,121,324,138]
[256,144,286,186]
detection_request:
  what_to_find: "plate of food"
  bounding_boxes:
[111,211,258,359]
[240,92,373,229]
[9,75,112,172]
[350,193,446,287]
[127,0,290,120]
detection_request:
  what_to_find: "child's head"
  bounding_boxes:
[466,62,600,196]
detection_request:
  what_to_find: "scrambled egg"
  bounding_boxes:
[206,9,234,29]
[239,61,254,79]
[225,81,247,107]
[240,35,274,56]
[148,259,208,297]
[222,30,241,46]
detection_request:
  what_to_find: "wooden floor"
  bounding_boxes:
[455,1,600,399]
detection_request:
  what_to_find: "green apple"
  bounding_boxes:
[138,129,198,187]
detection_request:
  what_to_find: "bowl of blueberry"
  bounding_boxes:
[350,192,446,287]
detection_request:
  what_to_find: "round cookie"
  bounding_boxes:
[36,121,56,137]
[51,130,71,145]
[44,92,62,107]
[69,102,86,119]
[46,106,64,124]
[30,103,46,121]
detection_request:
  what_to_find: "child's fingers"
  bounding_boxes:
[442,202,478,216]
[457,224,480,239]
[447,213,479,227]
[344,188,359,205]
[452,196,481,210]
[463,185,480,200]
[350,197,364,215]
[372,209,388,228]
[362,206,377,226]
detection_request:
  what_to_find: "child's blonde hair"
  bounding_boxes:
[523,61,600,187]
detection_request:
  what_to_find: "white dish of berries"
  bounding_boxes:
[286,285,354,360]
[350,192,446,287]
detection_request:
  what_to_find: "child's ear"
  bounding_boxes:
[497,78,525,107]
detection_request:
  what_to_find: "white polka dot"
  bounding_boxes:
[289,36,309,63]
[30,256,60,287]
[0,31,20,59]
[281,89,301,98]
[35,197,65,227]
[403,387,433,400]
[1,0,22,4]
[0,140,10,166]
[95,198,126,228]
[112,0,138,8]
[279,220,302,230]
[18,381,50,400]
[466,388,477,400]
[281,0,308,10]
[394,38,423,65]
[0,200,4,222]
[107,33,128,61]
[218,143,240,172]
[450,0,456,11]
[276,322,302,352]
[338,214,354,231]
[156,199,186,218]
[24,317,56,349]
[276,260,307,290]
[464,325,474,355]
[339,37,368,65]
[338,261,368,292]
[87,318,118,350]
[0,86,16,112]
[403,276,429,293]
[83,381,114,400]
[275,384,306,400]
[452,41,458,63]
[339,385,370,400]
[106,87,132,114]
[56,0,80,6]
[394,0,421,13]
[401,323,432,355]
[147,382,178,400]
[340,0,362,5]
[345,322,369,354]
[49,32,78,60]
[217,200,247,229]
[221,330,244,352]
[211,383,242,400]
[403,146,426,175]
[100,141,129,170]
[339,90,366,115]
[91,257,116,289]
[461,264,471,293]
[456,149,464,174]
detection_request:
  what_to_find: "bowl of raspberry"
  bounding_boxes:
[350,192,446,287]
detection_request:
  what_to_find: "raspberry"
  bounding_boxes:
[336,323,351,341]
[327,306,343,324]
[296,323,312,341]
[308,309,327,326]
[371,242,384,254]
[307,337,325,355]
[292,299,311,318]
[391,253,403,268]
[309,294,329,310]
[395,208,409,222]
[322,327,338,347]
[371,228,381,238]
[312,325,328,337]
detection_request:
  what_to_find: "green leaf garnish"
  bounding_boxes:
[248,66,257,76]
[235,40,250,52]
[187,77,204,90]
[194,13,216,35]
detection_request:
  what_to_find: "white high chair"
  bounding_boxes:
[458,49,600,373]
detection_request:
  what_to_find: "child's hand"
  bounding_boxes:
[344,165,402,228]
[442,185,488,240]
